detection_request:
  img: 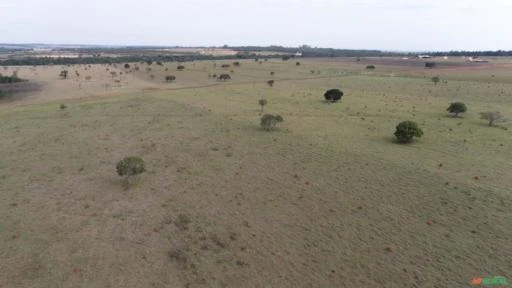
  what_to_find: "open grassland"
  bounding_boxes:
[1,58,511,287]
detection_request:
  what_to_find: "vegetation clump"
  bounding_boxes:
[59,70,69,79]
[177,65,185,70]
[258,99,268,115]
[116,156,146,187]
[446,102,467,117]
[425,62,436,68]
[260,114,284,131]
[165,75,176,82]
[0,73,23,83]
[324,89,344,103]
[365,65,375,70]
[267,80,274,87]
[431,76,440,85]
[218,74,231,81]
[394,121,423,143]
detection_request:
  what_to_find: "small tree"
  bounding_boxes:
[260,114,284,131]
[258,99,268,115]
[270,71,275,76]
[218,74,231,81]
[233,62,240,67]
[324,89,344,103]
[221,64,230,68]
[59,70,68,79]
[116,156,146,187]
[432,76,440,85]
[479,111,505,127]
[165,75,176,82]
[267,80,274,87]
[425,62,436,68]
[124,63,130,69]
[177,65,185,71]
[365,65,375,70]
[446,102,467,117]
[394,121,423,143]
[296,62,301,66]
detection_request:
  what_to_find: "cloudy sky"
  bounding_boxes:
[1,0,510,51]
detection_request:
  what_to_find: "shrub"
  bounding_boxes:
[365,65,375,70]
[394,121,423,143]
[324,89,344,103]
[221,64,230,68]
[165,75,176,82]
[479,111,506,126]
[233,61,240,66]
[218,74,231,81]
[425,62,436,68]
[260,114,284,131]
[116,156,146,184]
[124,63,130,69]
[282,56,291,61]
[267,80,274,87]
[59,70,68,79]
[446,102,467,117]
[296,62,301,66]
[270,71,275,76]
[60,103,67,110]
[177,65,185,70]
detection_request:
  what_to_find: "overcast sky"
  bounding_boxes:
[1,0,510,51]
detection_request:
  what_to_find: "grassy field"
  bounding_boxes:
[1,57,511,287]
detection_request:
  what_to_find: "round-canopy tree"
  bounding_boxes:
[177,65,185,70]
[165,75,176,82]
[394,121,423,143]
[267,80,274,87]
[324,89,344,103]
[258,99,268,115]
[432,76,440,85]
[446,102,467,117]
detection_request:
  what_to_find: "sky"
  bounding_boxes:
[1,0,511,51]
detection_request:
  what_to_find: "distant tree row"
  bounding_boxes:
[0,73,23,83]
[0,53,290,66]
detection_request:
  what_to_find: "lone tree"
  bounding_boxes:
[479,111,505,126]
[296,62,301,66]
[260,114,284,131]
[258,99,268,115]
[218,74,231,81]
[177,65,185,71]
[233,62,240,67]
[365,65,376,70]
[270,71,275,76]
[165,75,176,82]
[394,121,423,143]
[124,63,130,69]
[267,80,274,87]
[432,76,440,85]
[324,89,344,103]
[116,156,146,187]
[446,102,467,117]
[59,70,68,79]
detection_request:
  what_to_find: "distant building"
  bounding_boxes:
[295,51,303,57]
[418,55,432,59]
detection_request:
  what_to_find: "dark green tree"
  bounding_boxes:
[394,121,423,143]
[446,102,467,117]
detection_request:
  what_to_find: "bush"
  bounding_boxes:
[394,121,423,143]
[365,65,375,70]
[218,74,231,81]
[124,63,130,69]
[296,62,301,66]
[60,103,67,110]
[324,89,344,103]
[165,75,176,82]
[59,70,68,79]
[177,65,185,70]
[233,62,240,66]
[260,114,284,131]
[425,62,436,68]
[221,64,230,68]
[116,156,146,183]
[446,102,467,117]
[267,80,274,87]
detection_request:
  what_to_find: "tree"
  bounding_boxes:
[365,65,375,70]
[296,62,301,66]
[59,70,68,79]
[394,121,423,143]
[221,64,230,68]
[432,76,440,85]
[267,80,274,87]
[116,156,146,187]
[260,114,284,131]
[270,71,275,76]
[218,74,231,81]
[124,63,130,69]
[233,61,240,67]
[446,102,467,117]
[165,75,176,82]
[479,111,505,126]
[258,99,268,115]
[177,65,185,70]
[324,89,344,103]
